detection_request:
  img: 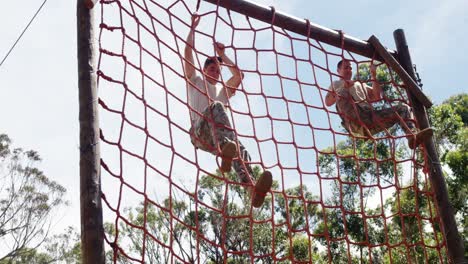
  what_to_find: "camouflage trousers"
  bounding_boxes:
[342,103,415,135]
[190,101,253,185]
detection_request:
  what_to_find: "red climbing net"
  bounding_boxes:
[97,0,448,263]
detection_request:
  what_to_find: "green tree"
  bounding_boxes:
[317,137,399,263]
[274,185,321,263]
[0,248,53,264]
[41,226,81,263]
[382,184,445,264]
[106,166,324,263]
[0,226,82,264]
[104,198,196,263]
[192,167,321,263]
[316,64,457,263]
[0,134,71,262]
[428,93,467,251]
[182,166,277,263]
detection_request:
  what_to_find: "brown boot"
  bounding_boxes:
[252,171,273,208]
[407,127,433,149]
[220,141,237,172]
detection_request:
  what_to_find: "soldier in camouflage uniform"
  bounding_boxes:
[325,60,433,148]
[184,14,272,208]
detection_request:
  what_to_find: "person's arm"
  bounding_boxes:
[368,64,382,101]
[184,15,200,80]
[215,42,244,97]
[325,85,336,106]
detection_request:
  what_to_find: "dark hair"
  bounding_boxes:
[204,56,222,69]
[337,59,350,70]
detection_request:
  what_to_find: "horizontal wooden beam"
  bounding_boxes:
[368,35,432,108]
[202,0,395,60]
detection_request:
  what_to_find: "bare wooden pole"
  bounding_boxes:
[202,0,393,60]
[77,0,105,263]
[394,29,466,264]
[368,35,432,108]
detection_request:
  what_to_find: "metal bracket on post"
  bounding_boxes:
[412,64,423,88]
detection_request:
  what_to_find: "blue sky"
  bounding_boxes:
[0,0,466,239]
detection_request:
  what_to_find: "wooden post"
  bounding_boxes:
[202,0,393,61]
[394,29,466,264]
[77,0,105,263]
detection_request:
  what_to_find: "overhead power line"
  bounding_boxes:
[0,0,49,69]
